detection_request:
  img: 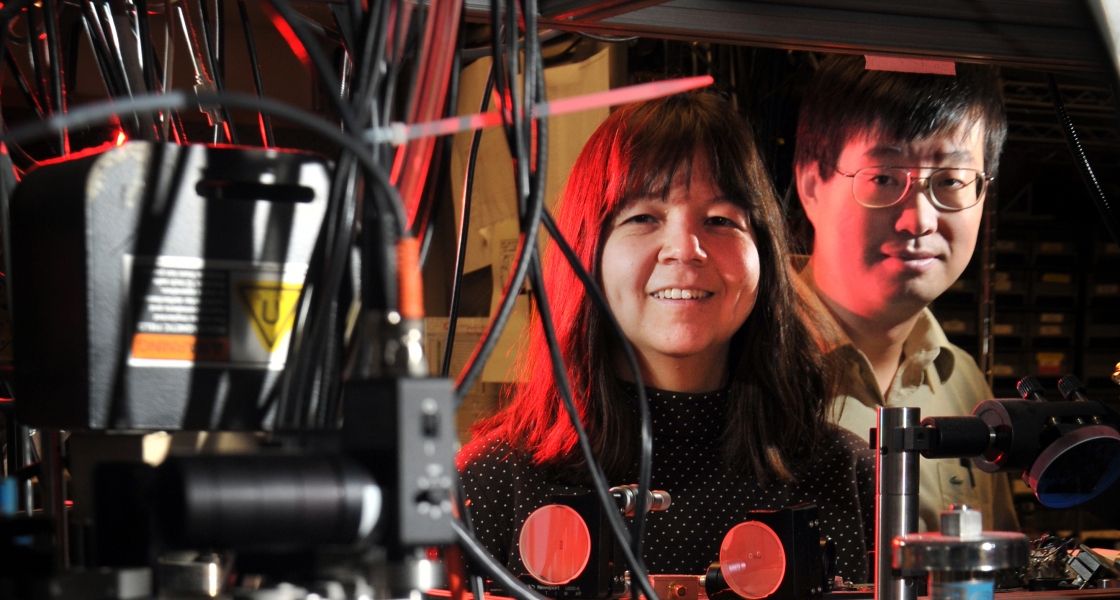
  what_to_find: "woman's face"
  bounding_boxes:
[600,161,761,376]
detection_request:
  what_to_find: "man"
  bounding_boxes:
[793,54,1019,532]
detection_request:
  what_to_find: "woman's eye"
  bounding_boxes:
[622,213,656,225]
[706,215,741,228]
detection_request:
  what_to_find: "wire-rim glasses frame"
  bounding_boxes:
[835,166,993,212]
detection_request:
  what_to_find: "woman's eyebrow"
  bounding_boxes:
[707,196,742,209]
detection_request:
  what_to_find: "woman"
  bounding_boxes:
[458,92,874,582]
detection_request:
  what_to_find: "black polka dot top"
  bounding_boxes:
[457,385,876,583]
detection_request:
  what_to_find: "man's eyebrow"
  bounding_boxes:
[934,149,977,164]
[865,144,903,161]
[864,144,977,165]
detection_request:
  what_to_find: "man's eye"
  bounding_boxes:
[622,214,656,224]
[935,177,967,189]
[868,173,902,187]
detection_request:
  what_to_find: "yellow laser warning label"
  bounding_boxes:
[235,281,302,352]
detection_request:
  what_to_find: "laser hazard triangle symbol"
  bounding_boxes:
[235,281,302,352]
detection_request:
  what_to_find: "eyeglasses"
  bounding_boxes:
[836,166,992,211]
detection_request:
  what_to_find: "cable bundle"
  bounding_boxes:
[0,1,669,597]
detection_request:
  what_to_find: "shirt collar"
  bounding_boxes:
[791,255,957,401]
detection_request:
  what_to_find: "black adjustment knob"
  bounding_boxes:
[1058,374,1100,424]
[1016,376,1048,402]
[1057,374,1088,402]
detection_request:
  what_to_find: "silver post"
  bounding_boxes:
[21,427,34,515]
[40,430,68,568]
[875,406,920,600]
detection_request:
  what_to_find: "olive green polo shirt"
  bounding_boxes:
[795,258,1020,532]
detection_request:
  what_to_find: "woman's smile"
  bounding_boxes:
[649,288,714,300]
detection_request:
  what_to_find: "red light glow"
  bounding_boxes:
[115,131,127,146]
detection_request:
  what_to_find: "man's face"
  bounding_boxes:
[797,122,987,322]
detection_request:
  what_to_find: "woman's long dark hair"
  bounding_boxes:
[472,91,840,485]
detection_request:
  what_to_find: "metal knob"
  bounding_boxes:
[610,484,671,517]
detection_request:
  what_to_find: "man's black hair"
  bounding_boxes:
[794,54,1007,180]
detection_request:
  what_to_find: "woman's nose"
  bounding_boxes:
[658,220,707,264]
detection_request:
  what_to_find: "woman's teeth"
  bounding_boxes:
[651,288,711,299]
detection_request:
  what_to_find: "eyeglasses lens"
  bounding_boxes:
[852,167,984,209]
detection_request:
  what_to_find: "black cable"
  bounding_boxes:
[195,0,237,143]
[450,207,541,395]
[78,7,123,98]
[453,13,546,398]
[527,252,659,600]
[25,8,50,118]
[521,0,539,215]
[214,0,226,84]
[350,0,387,126]
[81,0,135,126]
[413,133,445,251]
[65,19,81,94]
[399,0,426,129]
[346,0,388,187]
[343,0,360,52]
[451,520,547,600]
[3,142,37,171]
[505,0,528,208]
[262,0,359,134]
[0,20,16,332]
[292,8,342,42]
[95,0,134,100]
[378,0,405,129]
[134,0,159,93]
[141,30,190,143]
[522,12,655,576]
[306,159,359,428]
[1048,75,1120,244]
[196,0,218,81]
[440,66,494,379]
[577,31,638,43]
[460,29,566,61]
[4,17,26,46]
[453,475,497,600]
[470,3,654,586]
[488,0,507,124]
[0,43,41,170]
[235,0,274,146]
[416,135,447,267]
[0,89,406,239]
[314,259,349,429]
[133,0,165,142]
[275,158,347,428]
[279,152,373,428]
[540,209,654,583]
[40,0,67,152]
[417,16,466,265]
[4,51,46,118]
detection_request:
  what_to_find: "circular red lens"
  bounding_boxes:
[719,521,787,599]
[519,504,592,585]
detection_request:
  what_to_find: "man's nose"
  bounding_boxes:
[894,179,939,237]
[658,220,707,263]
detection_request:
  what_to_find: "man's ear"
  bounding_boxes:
[795,161,822,227]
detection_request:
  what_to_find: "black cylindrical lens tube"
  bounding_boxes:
[155,454,379,549]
